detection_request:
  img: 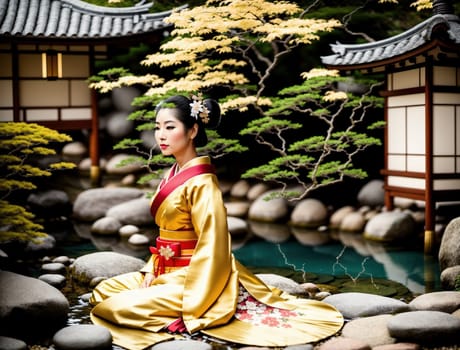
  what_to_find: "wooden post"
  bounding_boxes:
[424,58,434,255]
[89,47,101,187]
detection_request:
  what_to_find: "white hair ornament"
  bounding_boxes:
[189,94,210,124]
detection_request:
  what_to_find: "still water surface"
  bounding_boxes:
[55,220,441,296]
[233,235,441,295]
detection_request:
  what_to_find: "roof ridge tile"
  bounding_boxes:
[0,0,186,39]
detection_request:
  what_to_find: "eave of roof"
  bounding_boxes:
[0,0,186,41]
[321,13,460,70]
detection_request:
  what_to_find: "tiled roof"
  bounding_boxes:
[321,14,460,68]
[0,0,185,40]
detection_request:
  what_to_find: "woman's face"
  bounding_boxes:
[154,108,197,159]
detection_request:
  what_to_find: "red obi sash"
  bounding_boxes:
[149,237,197,277]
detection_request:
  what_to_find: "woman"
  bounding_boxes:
[90,95,343,350]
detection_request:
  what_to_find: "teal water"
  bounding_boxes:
[49,220,442,296]
[233,236,441,295]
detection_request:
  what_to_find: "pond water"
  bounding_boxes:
[232,234,441,295]
[36,172,442,300]
[49,218,441,298]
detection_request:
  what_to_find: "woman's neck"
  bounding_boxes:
[175,150,198,169]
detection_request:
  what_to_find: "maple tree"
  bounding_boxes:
[89,0,388,199]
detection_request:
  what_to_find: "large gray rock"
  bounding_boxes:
[409,291,460,313]
[224,201,250,218]
[73,187,144,221]
[106,111,133,139]
[318,336,371,350]
[256,273,308,295]
[62,141,88,157]
[438,217,460,271]
[227,216,247,236]
[53,324,112,350]
[340,211,366,232]
[289,198,328,228]
[248,190,289,222]
[247,182,271,201]
[91,217,123,235]
[0,271,69,341]
[111,86,141,113]
[357,179,384,207]
[364,211,416,242]
[106,196,152,226]
[323,292,410,319]
[341,314,395,347]
[440,265,460,290]
[329,205,355,229]
[0,336,27,350]
[27,189,71,217]
[152,339,212,350]
[105,153,143,175]
[27,189,70,209]
[387,311,460,345]
[230,179,251,198]
[25,233,56,253]
[70,251,145,285]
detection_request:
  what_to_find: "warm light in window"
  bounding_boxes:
[41,50,62,80]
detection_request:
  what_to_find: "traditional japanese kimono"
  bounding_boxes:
[90,156,343,350]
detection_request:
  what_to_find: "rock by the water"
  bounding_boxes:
[364,211,416,242]
[323,292,410,319]
[53,324,112,350]
[73,187,144,221]
[0,271,69,341]
[0,336,27,350]
[438,217,460,271]
[70,251,145,285]
[387,310,460,345]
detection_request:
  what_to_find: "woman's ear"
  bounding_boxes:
[190,123,199,140]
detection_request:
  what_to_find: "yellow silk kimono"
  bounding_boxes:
[90,156,343,349]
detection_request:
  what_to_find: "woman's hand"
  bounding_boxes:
[141,272,155,288]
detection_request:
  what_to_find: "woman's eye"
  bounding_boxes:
[166,126,175,130]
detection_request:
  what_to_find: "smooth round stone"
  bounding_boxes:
[38,273,67,288]
[152,339,213,350]
[0,336,27,350]
[41,262,67,275]
[53,324,112,350]
[387,310,460,344]
[128,233,150,245]
[118,224,139,237]
[323,292,410,319]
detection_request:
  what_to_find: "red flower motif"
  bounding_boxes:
[235,287,297,328]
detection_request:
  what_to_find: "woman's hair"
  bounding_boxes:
[155,95,221,147]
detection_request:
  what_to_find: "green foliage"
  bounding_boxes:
[88,0,386,200]
[240,117,302,136]
[241,74,384,200]
[455,273,460,292]
[0,122,76,244]
[199,130,249,159]
[114,138,144,150]
[0,200,46,242]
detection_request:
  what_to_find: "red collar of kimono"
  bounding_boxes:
[150,163,215,218]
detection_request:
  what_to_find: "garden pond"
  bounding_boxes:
[11,171,442,333]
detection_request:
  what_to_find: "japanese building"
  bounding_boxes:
[321,0,460,252]
[0,0,183,183]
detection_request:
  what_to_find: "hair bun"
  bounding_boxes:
[203,98,221,129]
